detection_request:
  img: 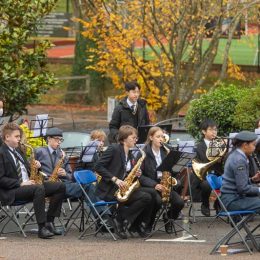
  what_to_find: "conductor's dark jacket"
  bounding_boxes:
[108,97,150,143]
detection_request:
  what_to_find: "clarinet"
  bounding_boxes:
[252,153,260,170]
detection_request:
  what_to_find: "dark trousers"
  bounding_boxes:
[191,174,212,207]
[118,188,153,225]
[14,181,66,224]
[138,187,162,228]
[168,190,185,219]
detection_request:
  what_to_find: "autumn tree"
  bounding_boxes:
[0,0,57,118]
[67,0,109,104]
[77,0,260,117]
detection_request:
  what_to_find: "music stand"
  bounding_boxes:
[147,150,197,239]
[29,116,54,146]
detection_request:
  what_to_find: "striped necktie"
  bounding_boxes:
[14,150,23,184]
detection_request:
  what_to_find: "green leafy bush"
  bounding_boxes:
[185,83,249,140]
[233,81,260,130]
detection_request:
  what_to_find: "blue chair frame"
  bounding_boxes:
[73,170,117,240]
[206,174,259,255]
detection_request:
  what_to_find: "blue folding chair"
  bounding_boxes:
[206,174,258,255]
[73,170,118,240]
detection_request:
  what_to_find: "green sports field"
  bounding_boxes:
[137,35,258,66]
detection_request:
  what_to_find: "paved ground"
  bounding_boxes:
[1,202,260,260]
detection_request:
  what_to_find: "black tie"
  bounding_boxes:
[14,150,23,184]
[131,105,135,113]
[52,150,57,164]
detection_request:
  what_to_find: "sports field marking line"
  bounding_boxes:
[146,235,206,243]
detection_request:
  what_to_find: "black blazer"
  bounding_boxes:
[139,144,168,188]
[108,97,150,143]
[194,140,223,176]
[95,144,136,201]
[0,144,30,205]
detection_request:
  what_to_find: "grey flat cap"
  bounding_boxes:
[46,127,63,137]
[234,131,257,142]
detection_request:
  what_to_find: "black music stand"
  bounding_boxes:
[146,150,197,239]
[29,117,54,146]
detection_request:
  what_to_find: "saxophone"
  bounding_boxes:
[116,148,146,202]
[160,143,178,203]
[21,142,45,185]
[49,149,65,182]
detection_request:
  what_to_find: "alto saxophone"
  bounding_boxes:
[49,149,65,182]
[21,142,45,185]
[160,142,178,203]
[116,148,146,202]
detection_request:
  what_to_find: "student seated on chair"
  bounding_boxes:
[221,131,260,213]
[138,126,184,233]
[35,127,109,221]
[0,123,66,239]
[191,119,224,217]
[95,125,155,239]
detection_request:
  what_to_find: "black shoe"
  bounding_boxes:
[201,204,210,217]
[96,216,115,233]
[163,213,173,234]
[45,222,63,236]
[38,227,54,239]
[113,217,128,239]
[135,224,151,238]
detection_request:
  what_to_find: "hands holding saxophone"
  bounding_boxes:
[112,169,142,191]
[21,160,41,186]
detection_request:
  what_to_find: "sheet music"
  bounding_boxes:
[255,128,260,138]
[177,140,195,153]
[228,132,237,151]
[33,114,48,137]
[81,140,99,162]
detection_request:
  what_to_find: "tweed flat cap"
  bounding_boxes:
[46,127,63,137]
[234,131,257,142]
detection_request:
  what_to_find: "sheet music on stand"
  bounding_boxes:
[228,132,237,152]
[81,140,99,163]
[177,140,195,154]
[255,129,260,139]
[30,114,51,137]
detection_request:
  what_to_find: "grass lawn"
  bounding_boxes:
[53,0,71,13]
[136,35,258,66]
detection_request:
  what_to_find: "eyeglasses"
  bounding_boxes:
[52,137,64,142]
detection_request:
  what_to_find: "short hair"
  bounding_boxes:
[200,119,217,131]
[145,126,163,144]
[117,125,137,144]
[90,129,106,141]
[125,81,141,92]
[2,122,23,141]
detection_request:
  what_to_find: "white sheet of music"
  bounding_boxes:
[177,141,195,153]
[33,114,48,137]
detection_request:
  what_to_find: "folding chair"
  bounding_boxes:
[206,174,259,255]
[73,170,118,240]
[0,201,33,238]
